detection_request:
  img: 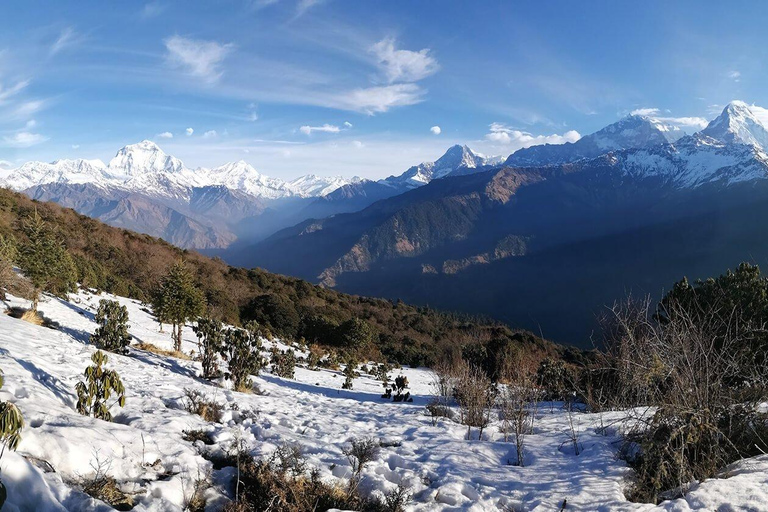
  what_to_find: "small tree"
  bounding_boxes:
[337,318,376,349]
[152,261,206,352]
[0,234,17,300]
[498,354,539,466]
[0,369,24,510]
[90,300,131,354]
[193,318,224,380]
[18,211,77,310]
[270,348,296,379]
[342,356,358,390]
[220,322,266,392]
[343,437,379,492]
[75,351,126,421]
[454,363,496,440]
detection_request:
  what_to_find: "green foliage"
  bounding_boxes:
[241,293,301,339]
[193,318,224,380]
[75,351,126,422]
[342,356,358,390]
[153,260,206,352]
[220,321,266,391]
[337,318,376,349]
[17,211,77,305]
[0,369,24,452]
[90,299,131,354]
[0,234,17,298]
[270,348,296,379]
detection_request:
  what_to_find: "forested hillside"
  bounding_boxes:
[0,186,566,368]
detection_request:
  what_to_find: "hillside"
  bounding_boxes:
[0,186,562,366]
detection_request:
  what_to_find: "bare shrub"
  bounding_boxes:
[79,452,134,511]
[343,437,380,484]
[183,388,223,423]
[497,353,539,466]
[603,293,768,502]
[453,362,496,440]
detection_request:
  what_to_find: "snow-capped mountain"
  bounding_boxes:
[381,145,490,189]
[0,141,355,202]
[505,114,688,167]
[699,100,768,151]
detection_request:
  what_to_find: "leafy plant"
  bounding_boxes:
[270,348,296,379]
[193,317,224,380]
[221,322,266,391]
[90,299,131,354]
[152,260,206,352]
[75,351,126,421]
[0,369,24,509]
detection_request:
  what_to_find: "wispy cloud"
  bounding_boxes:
[50,27,80,56]
[630,107,708,131]
[1,132,49,148]
[0,80,30,104]
[728,70,741,82]
[202,130,218,138]
[141,2,166,18]
[484,122,580,148]
[157,131,173,139]
[296,0,324,17]
[164,36,234,83]
[299,123,341,135]
[370,37,439,83]
[338,83,425,114]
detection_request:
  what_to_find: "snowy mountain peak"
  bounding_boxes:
[700,101,768,150]
[435,144,483,170]
[108,140,186,178]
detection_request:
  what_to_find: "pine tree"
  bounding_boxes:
[0,235,16,301]
[90,299,131,354]
[220,321,265,391]
[193,317,224,380]
[18,211,77,309]
[342,355,358,389]
[75,351,126,422]
[152,261,206,352]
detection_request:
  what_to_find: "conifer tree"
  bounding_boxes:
[152,261,206,352]
[75,351,126,421]
[90,299,131,354]
[193,317,224,380]
[18,211,77,310]
[342,355,358,390]
[0,235,16,300]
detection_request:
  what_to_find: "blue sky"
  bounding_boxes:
[0,0,765,179]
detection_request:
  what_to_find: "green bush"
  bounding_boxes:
[270,348,296,379]
[193,318,224,380]
[152,260,206,352]
[221,322,266,391]
[90,300,131,354]
[75,351,126,421]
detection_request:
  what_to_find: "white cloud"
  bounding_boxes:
[1,132,49,148]
[430,125,441,135]
[484,123,580,148]
[185,127,194,136]
[300,124,341,135]
[12,100,46,118]
[71,144,80,149]
[630,107,661,116]
[339,83,425,114]
[296,0,323,16]
[157,131,173,139]
[728,70,741,81]
[0,80,30,104]
[0,160,13,169]
[164,36,234,83]
[202,130,218,138]
[370,37,439,84]
[630,107,708,131]
[351,140,364,148]
[344,121,353,128]
[141,2,166,18]
[50,27,80,56]
[25,119,37,129]
[747,104,768,128]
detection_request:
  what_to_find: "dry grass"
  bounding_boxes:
[134,341,190,360]
[20,309,45,326]
[184,389,224,423]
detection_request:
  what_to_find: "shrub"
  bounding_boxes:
[454,363,496,440]
[342,356,357,390]
[0,369,24,510]
[193,318,224,380]
[343,437,380,489]
[0,234,17,300]
[241,294,300,339]
[221,322,266,392]
[336,318,376,349]
[90,299,131,354]
[271,348,296,379]
[183,388,223,423]
[75,351,126,421]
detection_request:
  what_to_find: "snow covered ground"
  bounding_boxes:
[0,289,767,511]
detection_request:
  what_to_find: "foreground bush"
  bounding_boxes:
[75,351,126,421]
[0,369,24,509]
[90,299,131,354]
[603,278,768,503]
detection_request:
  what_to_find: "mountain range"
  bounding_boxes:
[5,101,768,346]
[222,101,768,345]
